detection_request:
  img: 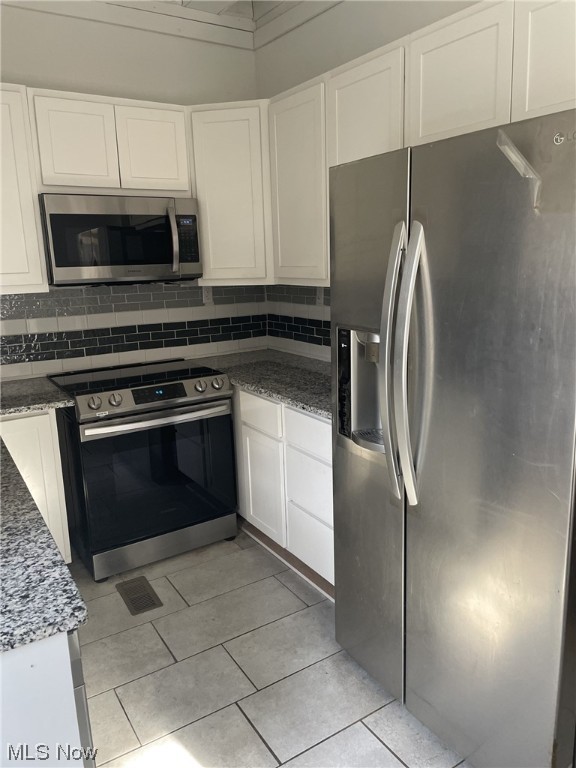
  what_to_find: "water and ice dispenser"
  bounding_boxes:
[337,328,386,453]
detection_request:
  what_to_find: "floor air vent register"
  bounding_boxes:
[116,577,163,615]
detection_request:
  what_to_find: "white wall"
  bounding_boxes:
[0,3,257,104]
[255,0,477,97]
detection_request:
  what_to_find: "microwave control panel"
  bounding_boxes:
[177,216,200,264]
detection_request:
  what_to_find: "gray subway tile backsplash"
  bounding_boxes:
[0,283,331,365]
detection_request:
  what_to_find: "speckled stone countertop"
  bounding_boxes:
[0,440,87,652]
[0,376,73,416]
[192,350,331,419]
[0,349,331,419]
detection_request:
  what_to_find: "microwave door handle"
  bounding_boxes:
[378,220,406,500]
[80,402,230,442]
[168,201,180,274]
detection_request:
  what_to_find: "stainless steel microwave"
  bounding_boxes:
[39,194,201,285]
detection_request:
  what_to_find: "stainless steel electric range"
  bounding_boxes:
[51,359,237,581]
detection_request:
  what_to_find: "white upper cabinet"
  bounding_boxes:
[327,46,404,166]
[115,105,189,190]
[34,96,120,187]
[269,83,328,284]
[406,2,514,145]
[192,104,269,281]
[31,92,190,191]
[0,86,46,293]
[512,0,576,121]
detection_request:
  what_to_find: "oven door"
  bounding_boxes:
[41,194,183,284]
[78,401,236,553]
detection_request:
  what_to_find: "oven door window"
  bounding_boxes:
[49,213,173,268]
[81,413,236,552]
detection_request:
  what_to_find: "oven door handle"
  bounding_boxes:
[80,402,231,442]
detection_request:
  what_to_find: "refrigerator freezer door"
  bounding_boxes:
[330,150,409,700]
[406,110,576,767]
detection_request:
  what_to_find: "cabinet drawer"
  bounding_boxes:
[239,390,283,438]
[285,407,331,463]
[287,502,334,584]
[286,446,333,528]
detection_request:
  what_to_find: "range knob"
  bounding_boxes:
[211,377,224,390]
[194,379,207,393]
[87,395,102,411]
[109,392,123,407]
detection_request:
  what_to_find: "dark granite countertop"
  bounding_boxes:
[0,376,73,416]
[0,440,87,652]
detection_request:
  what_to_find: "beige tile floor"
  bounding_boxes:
[70,531,468,768]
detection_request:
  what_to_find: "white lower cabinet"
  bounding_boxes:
[0,410,71,563]
[285,409,334,584]
[235,390,334,584]
[241,425,286,546]
[286,502,334,585]
[235,390,286,546]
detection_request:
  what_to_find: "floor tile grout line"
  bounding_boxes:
[361,709,412,768]
[273,572,325,606]
[273,700,400,767]
[163,572,193,608]
[87,649,176,701]
[235,702,283,767]
[235,647,344,702]
[149,620,178,665]
[111,687,142,749]
[221,641,259,691]
[164,567,291,612]
[79,600,189,649]
[222,598,331,655]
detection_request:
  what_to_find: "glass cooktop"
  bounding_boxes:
[49,359,222,397]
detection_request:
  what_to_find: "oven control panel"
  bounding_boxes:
[75,374,232,422]
[133,382,187,405]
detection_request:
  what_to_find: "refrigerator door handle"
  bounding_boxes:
[378,220,406,500]
[394,220,426,506]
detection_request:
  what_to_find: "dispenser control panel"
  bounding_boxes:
[337,328,351,438]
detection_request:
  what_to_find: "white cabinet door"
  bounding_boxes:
[115,105,190,190]
[34,96,120,187]
[327,47,404,166]
[0,88,45,292]
[269,83,328,283]
[0,411,71,563]
[241,425,286,546]
[192,107,267,279]
[287,502,334,584]
[406,2,514,145]
[285,446,333,528]
[512,0,576,120]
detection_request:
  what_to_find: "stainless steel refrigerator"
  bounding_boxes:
[330,109,576,768]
